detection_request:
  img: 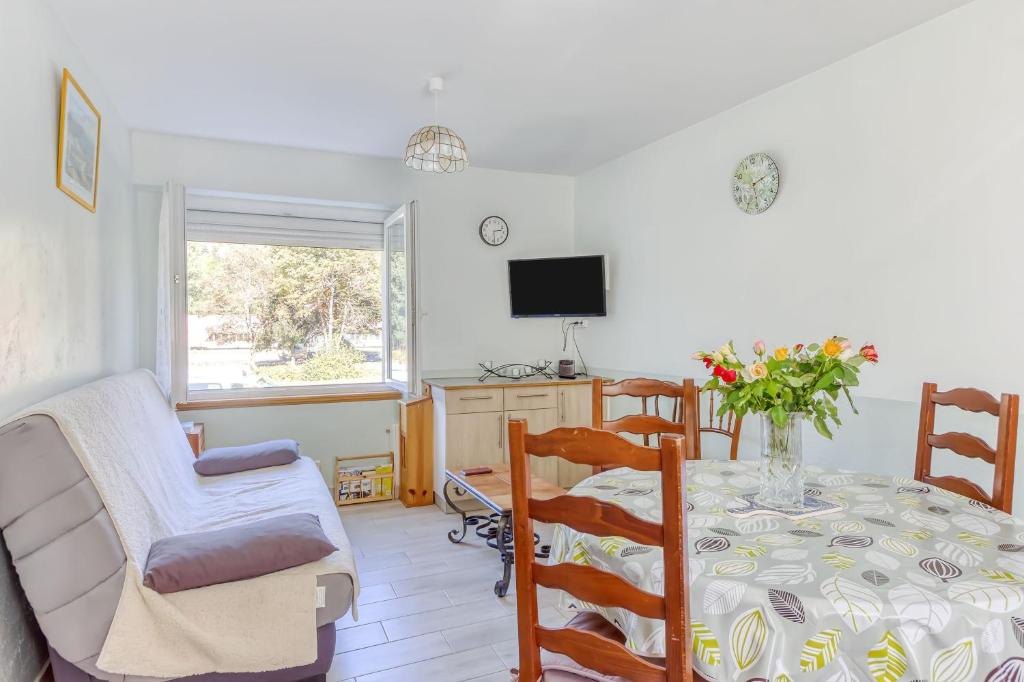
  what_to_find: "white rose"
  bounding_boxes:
[712,351,724,363]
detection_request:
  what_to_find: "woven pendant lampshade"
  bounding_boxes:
[404,77,468,173]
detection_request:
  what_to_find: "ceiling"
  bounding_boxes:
[48,0,974,175]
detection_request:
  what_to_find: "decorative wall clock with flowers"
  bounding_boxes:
[732,152,780,215]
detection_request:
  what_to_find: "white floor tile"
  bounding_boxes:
[336,622,388,654]
[354,645,506,682]
[381,596,509,641]
[331,631,450,679]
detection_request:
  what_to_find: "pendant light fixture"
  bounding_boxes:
[405,77,468,173]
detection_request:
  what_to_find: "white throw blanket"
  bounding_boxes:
[15,370,359,677]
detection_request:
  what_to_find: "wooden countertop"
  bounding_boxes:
[423,375,599,390]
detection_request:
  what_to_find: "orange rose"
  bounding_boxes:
[822,338,843,358]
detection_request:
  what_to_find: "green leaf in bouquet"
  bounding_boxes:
[785,375,804,388]
[770,405,787,427]
[813,416,833,439]
[814,373,835,390]
[841,367,859,386]
[842,386,859,415]
[847,355,865,367]
[806,343,820,352]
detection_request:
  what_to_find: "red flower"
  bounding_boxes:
[703,357,714,369]
[860,344,879,363]
[794,343,805,353]
[721,368,738,384]
[712,364,724,378]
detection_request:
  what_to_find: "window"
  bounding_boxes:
[178,191,416,401]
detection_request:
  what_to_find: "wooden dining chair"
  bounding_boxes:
[590,377,698,470]
[684,378,744,461]
[914,382,1020,513]
[507,419,696,682]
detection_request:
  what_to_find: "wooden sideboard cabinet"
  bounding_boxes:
[426,377,596,507]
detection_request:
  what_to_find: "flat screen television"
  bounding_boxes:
[508,255,607,318]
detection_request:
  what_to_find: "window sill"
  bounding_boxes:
[176,389,402,411]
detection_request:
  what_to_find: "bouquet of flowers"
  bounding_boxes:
[693,337,879,439]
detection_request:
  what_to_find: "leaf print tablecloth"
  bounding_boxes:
[547,460,1024,681]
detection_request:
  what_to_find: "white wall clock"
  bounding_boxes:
[479,215,509,246]
[732,152,780,215]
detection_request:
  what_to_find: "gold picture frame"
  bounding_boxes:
[56,69,101,212]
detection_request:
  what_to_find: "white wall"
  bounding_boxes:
[0,0,138,678]
[577,0,1024,503]
[131,132,575,470]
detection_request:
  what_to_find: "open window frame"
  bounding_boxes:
[171,190,419,408]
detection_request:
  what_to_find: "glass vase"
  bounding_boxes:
[757,412,805,509]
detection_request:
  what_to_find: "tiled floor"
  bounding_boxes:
[327,501,570,681]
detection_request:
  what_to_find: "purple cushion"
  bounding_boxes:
[143,513,336,593]
[193,439,299,475]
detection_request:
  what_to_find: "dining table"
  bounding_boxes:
[547,459,1024,681]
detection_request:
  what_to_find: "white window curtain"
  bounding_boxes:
[155,182,185,404]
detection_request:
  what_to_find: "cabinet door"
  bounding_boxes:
[557,384,597,488]
[445,411,505,474]
[504,407,560,485]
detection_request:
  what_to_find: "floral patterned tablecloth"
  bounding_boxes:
[548,460,1024,681]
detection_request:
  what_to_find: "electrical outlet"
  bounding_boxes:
[577,319,589,328]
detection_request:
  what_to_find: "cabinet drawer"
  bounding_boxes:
[504,386,557,411]
[445,388,504,414]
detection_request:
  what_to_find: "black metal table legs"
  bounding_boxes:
[443,479,551,598]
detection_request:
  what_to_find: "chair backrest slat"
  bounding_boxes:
[927,432,997,464]
[914,381,1019,513]
[528,495,664,546]
[525,426,662,471]
[921,474,992,504]
[932,387,1001,416]
[534,626,667,682]
[509,418,691,682]
[533,563,666,620]
[603,414,686,438]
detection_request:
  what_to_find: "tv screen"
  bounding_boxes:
[508,255,606,318]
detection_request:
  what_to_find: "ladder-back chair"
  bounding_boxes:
[590,377,698,470]
[508,419,695,681]
[914,382,1019,513]
[684,378,744,461]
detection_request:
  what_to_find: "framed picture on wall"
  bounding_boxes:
[56,68,101,212]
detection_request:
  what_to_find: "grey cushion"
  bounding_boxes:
[193,439,299,476]
[143,512,336,594]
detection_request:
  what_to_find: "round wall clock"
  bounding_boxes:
[732,152,780,215]
[479,215,509,246]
